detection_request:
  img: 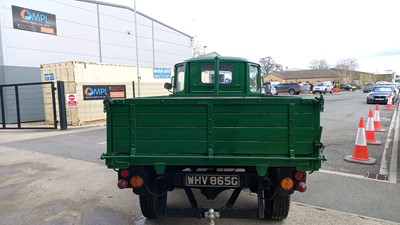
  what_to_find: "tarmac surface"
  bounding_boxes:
[1,126,399,225]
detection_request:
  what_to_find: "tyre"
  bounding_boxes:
[139,186,162,219]
[265,194,290,220]
[289,89,295,95]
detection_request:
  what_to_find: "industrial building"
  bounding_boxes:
[0,0,193,125]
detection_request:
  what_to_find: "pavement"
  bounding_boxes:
[0,143,398,225]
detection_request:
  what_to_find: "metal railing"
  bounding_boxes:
[0,82,57,129]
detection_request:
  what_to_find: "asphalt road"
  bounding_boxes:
[1,91,399,224]
[319,91,398,178]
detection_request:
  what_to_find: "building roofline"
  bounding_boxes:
[76,0,193,39]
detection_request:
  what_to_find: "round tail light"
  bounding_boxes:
[280,177,294,190]
[130,175,144,188]
[296,182,307,192]
[117,179,128,189]
[120,169,129,178]
[294,171,306,181]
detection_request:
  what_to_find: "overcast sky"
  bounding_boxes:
[108,0,399,74]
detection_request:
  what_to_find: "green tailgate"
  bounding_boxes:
[102,96,325,173]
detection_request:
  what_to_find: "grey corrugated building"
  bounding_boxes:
[0,0,193,123]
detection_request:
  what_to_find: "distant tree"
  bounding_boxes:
[192,38,206,57]
[309,59,330,69]
[335,58,359,84]
[259,56,282,74]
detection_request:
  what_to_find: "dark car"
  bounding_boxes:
[274,82,303,95]
[362,83,374,93]
[366,85,399,104]
[340,84,357,91]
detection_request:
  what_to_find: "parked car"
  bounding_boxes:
[340,84,357,91]
[362,83,374,93]
[263,82,276,95]
[302,83,312,93]
[274,82,303,95]
[377,82,398,91]
[393,78,400,89]
[312,81,333,94]
[366,85,399,104]
[270,81,280,88]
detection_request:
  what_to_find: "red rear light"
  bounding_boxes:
[294,171,305,181]
[120,169,129,178]
[296,182,307,192]
[117,179,128,189]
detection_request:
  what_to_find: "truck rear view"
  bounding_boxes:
[102,56,326,220]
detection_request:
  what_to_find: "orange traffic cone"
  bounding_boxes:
[385,93,393,110]
[373,104,385,132]
[344,117,376,164]
[366,109,381,145]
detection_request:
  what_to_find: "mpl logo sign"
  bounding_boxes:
[20,8,49,23]
[83,85,108,100]
[12,5,57,35]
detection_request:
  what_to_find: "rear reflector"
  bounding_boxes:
[117,179,128,189]
[130,175,144,188]
[296,182,307,192]
[280,177,294,190]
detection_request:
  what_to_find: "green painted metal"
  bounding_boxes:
[103,96,325,170]
[154,163,166,175]
[102,56,325,173]
[256,164,269,176]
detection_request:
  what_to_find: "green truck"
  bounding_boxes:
[102,55,326,220]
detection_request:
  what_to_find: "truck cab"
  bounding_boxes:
[164,56,263,96]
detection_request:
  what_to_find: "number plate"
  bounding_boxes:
[186,174,240,187]
[375,98,384,101]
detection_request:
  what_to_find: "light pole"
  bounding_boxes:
[203,45,207,55]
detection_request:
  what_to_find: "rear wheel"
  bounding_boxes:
[265,194,290,220]
[289,89,295,95]
[139,186,162,219]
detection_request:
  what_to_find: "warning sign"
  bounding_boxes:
[66,94,77,107]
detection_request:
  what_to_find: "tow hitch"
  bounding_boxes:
[204,208,220,225]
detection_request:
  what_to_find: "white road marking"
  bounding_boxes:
[388,103,399,183]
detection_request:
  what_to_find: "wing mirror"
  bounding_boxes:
[164,82,172,90]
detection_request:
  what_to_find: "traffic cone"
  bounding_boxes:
[385,93,393,110]
[365,109,381,145]
[373,104,385,132]
[344,117,376,164]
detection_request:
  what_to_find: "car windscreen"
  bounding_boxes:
[372,87,392,92]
